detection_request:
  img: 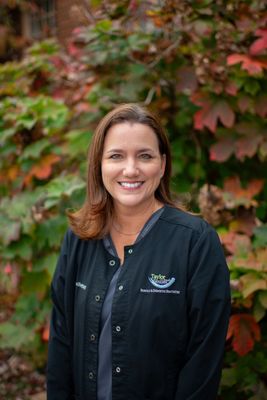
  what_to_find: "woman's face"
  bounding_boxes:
[101,122,166,212]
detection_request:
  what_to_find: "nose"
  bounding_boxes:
[122,158,139,177]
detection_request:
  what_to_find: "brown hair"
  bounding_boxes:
[67,103,179,239]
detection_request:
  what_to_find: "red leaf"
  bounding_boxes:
[216,101,235,128]
[4,263,12,275]
[194,105,216,132]
[72,27,83,35]
[219,232,251,255]
[255,95,267,118]
[128,0,139,12]
[209,138,235,162]
[238,95,252,113]
[194,100,235,133]
[235,135,262,160]
[50,55,64,69]
[249,29,267,56]
[67,42,82,57]
[74,102,91,114]
[227,54,267,75]
[227,314,261,356]
[225,81,238,96]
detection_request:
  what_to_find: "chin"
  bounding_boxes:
[114,195,153,209]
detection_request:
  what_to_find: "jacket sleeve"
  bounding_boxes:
[175,227,231,400]
[46,231,75,399]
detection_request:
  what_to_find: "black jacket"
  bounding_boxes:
[47,206,231,400]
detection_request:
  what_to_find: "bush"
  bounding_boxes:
[0,1,266,396]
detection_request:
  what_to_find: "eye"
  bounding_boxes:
[109,153,123,159]
[139,153,153,159]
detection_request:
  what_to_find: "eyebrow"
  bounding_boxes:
[105,148,155,153]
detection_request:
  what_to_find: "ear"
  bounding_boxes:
[160,154,166,177]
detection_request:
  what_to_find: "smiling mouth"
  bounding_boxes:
[119,181,144,189]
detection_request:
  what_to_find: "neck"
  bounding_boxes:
[113,199,162,233]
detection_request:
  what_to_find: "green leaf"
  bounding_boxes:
[2,236,33,260]
[220,368,237,387]
[253,226,267,248]
[19,138,51,160]
[240,273,267,298]
[35,215,67,249]
[27,38,60,56]
[95,20,112,32]
[258,291,267,308]
[21,269,50,295]
[0,322,35,349]
[244,80,260,96]
[12,293,40,325]
[0,215,21,245]
[128,64,148,77]
[44,175,86,204]
[32,252,58,278]
[253,298,266,322]
[64,129,92,157]
[0,127,16,145]
[16,114,37,130]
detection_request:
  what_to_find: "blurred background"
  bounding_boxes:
[0,0,267,399]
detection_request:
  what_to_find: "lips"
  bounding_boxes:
[119,181,144,189]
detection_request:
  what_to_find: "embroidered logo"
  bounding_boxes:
[148,273,175,289]
[75,282,87,290]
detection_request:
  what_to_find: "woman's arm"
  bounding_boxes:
[46,232,75,399]
[175,228,231,400]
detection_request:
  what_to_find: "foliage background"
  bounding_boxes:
[0,0,267,398]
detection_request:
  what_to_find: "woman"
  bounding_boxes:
[47,103,231,400]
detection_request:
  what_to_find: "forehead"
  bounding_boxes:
[103,122,159,149]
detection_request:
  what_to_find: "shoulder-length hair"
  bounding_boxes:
[67,103,179,239]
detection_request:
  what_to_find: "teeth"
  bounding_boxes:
[120,182,142,188]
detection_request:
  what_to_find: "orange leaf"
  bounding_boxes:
[42,324,50,342]
[24,154,60,185]
[223,176,264,207]
[227,54,267,75]
[7,165,20,182]
[227,314,261,356]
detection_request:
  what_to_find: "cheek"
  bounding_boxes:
[101,163,118,184]
[147,164,164,178]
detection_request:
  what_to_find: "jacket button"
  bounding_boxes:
[109,260,116,266]
[115,325,121,332]
[89,372,94,379]
[118,285,123,291]
[128,248,133,254]
[90,334,96,341]
[95,295,100,302]
[115,366,121,373]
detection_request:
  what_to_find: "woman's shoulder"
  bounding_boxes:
[160,205,212,235]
